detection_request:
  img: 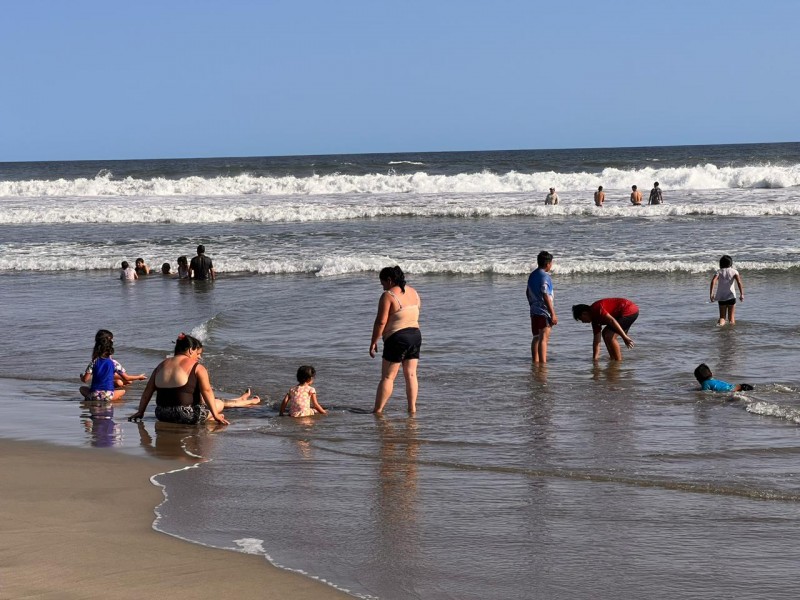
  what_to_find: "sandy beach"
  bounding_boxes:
[0,438,352,600]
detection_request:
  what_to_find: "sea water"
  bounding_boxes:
[3,143,800,599]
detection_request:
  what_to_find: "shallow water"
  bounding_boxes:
[4,144,800,599]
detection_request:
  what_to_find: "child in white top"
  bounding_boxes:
[709,254,744,326]
[279,365,327,417]
[120,261,138,281]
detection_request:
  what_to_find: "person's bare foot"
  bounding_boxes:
[240,388,261,405]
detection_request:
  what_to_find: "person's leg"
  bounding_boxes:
[530,317,540,361]
[717,302,726,326]
[79,386,90,399]
[222,388,261,407]
[602,327,623,361]
[537,326,552,363]
[374,360,401,414]
[728,304,736,325]
[401,358,418,413]
[111,389,126,401]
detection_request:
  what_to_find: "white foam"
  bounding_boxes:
[1,162,799,200]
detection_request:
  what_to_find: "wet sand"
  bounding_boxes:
[0,438,352,600]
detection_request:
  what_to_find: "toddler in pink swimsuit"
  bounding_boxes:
[279,365,327,417]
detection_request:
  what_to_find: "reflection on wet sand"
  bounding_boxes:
[371,416,421,589]
[134,420,219,462]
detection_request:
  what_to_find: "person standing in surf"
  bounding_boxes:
[630,185,643,205]
[526,251,557,363]
[369,266,422,414]
[648,181,663,205]
[709,254,744,326]
[594,186,605,207]
[545,187,559,205]
[572,298,639,361]
[190,244,215,280]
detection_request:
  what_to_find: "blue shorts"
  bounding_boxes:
[383,328,422,363]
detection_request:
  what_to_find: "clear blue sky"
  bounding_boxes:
[2,0,798,161]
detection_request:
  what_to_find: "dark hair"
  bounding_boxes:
[95,329,113,342]
[632,185,637,190]
[572,304,591,321]
[121,261,129,269]
[379,265,407,292]
[161,262,171,274]
[694,363,712,383]
[197,245,206,254]
[654,181,660,187]
[92,329,114,359]
[136,257,145,264]
[719,255,733,269]
[94,337,114,359]
[598,186,603,191]
[297,365,316,384]
[174,333,203,355]
[536,251,553,268]
[177,255,188,266]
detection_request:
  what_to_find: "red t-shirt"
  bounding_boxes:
[590,298,639,333]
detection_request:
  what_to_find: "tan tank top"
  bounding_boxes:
[383,288,420,339]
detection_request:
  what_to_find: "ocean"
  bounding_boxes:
[3,142,800,599]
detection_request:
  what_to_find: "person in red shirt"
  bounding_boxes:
[572,298,639,361]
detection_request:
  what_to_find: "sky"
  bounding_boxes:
[1,0,799,161]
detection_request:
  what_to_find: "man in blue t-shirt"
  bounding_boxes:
[526,251,557,363]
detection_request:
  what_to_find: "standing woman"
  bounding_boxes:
[370,266,422,414]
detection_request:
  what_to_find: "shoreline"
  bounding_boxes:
[0,438,354,600]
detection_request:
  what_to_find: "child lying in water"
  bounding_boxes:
[694,363,753,392]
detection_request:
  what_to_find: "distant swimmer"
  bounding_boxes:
[135,258,150,276]
[190,244,216,281]
[572,298,639,361]
[594,186,605,207]
[545,187,559,205]
[630,185,642,205]
[648,181,663,205]
[120,261,137,281]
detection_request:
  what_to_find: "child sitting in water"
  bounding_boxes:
[279,365,327,417]
[80,329,146,391]
[79,337,128,401]
[694,363,753,393]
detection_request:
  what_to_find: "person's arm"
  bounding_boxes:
[544,293,557,326]
[128,368,158,420]
[310,391,327,415]
[734,273,744,301]
[195,365,229,425]
[592,331,602,361]
[279,393,290,416]
[133,271,139,280]
[209,263,216,281]
[120,372,147,383]
[709,273,719,302]
[600,314,635,348]
[369,293,392,357]
[80,361,93,383]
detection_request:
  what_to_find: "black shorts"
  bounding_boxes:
[718,298,736,306]
[616,311,639,333]
[383,328,422,363]
[155,404,209,425]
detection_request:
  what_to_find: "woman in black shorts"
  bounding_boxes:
[369,266,422,414]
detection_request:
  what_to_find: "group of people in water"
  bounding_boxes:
[119,245,215,281]
[81,265,421,425]
[545,182,664,206]
[527,250,748,391]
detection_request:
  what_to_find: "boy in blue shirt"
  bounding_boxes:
[526,251,557,363]
[694,363,753,392]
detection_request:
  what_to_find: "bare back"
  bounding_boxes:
[383,285,421,339]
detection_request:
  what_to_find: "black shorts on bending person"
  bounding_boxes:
[382,327,422,363]
[616,311,639,333]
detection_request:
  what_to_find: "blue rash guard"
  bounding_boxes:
[701,378,735,392]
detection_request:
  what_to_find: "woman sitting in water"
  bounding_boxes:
[369,265,422,414]
[128,333,259,425]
